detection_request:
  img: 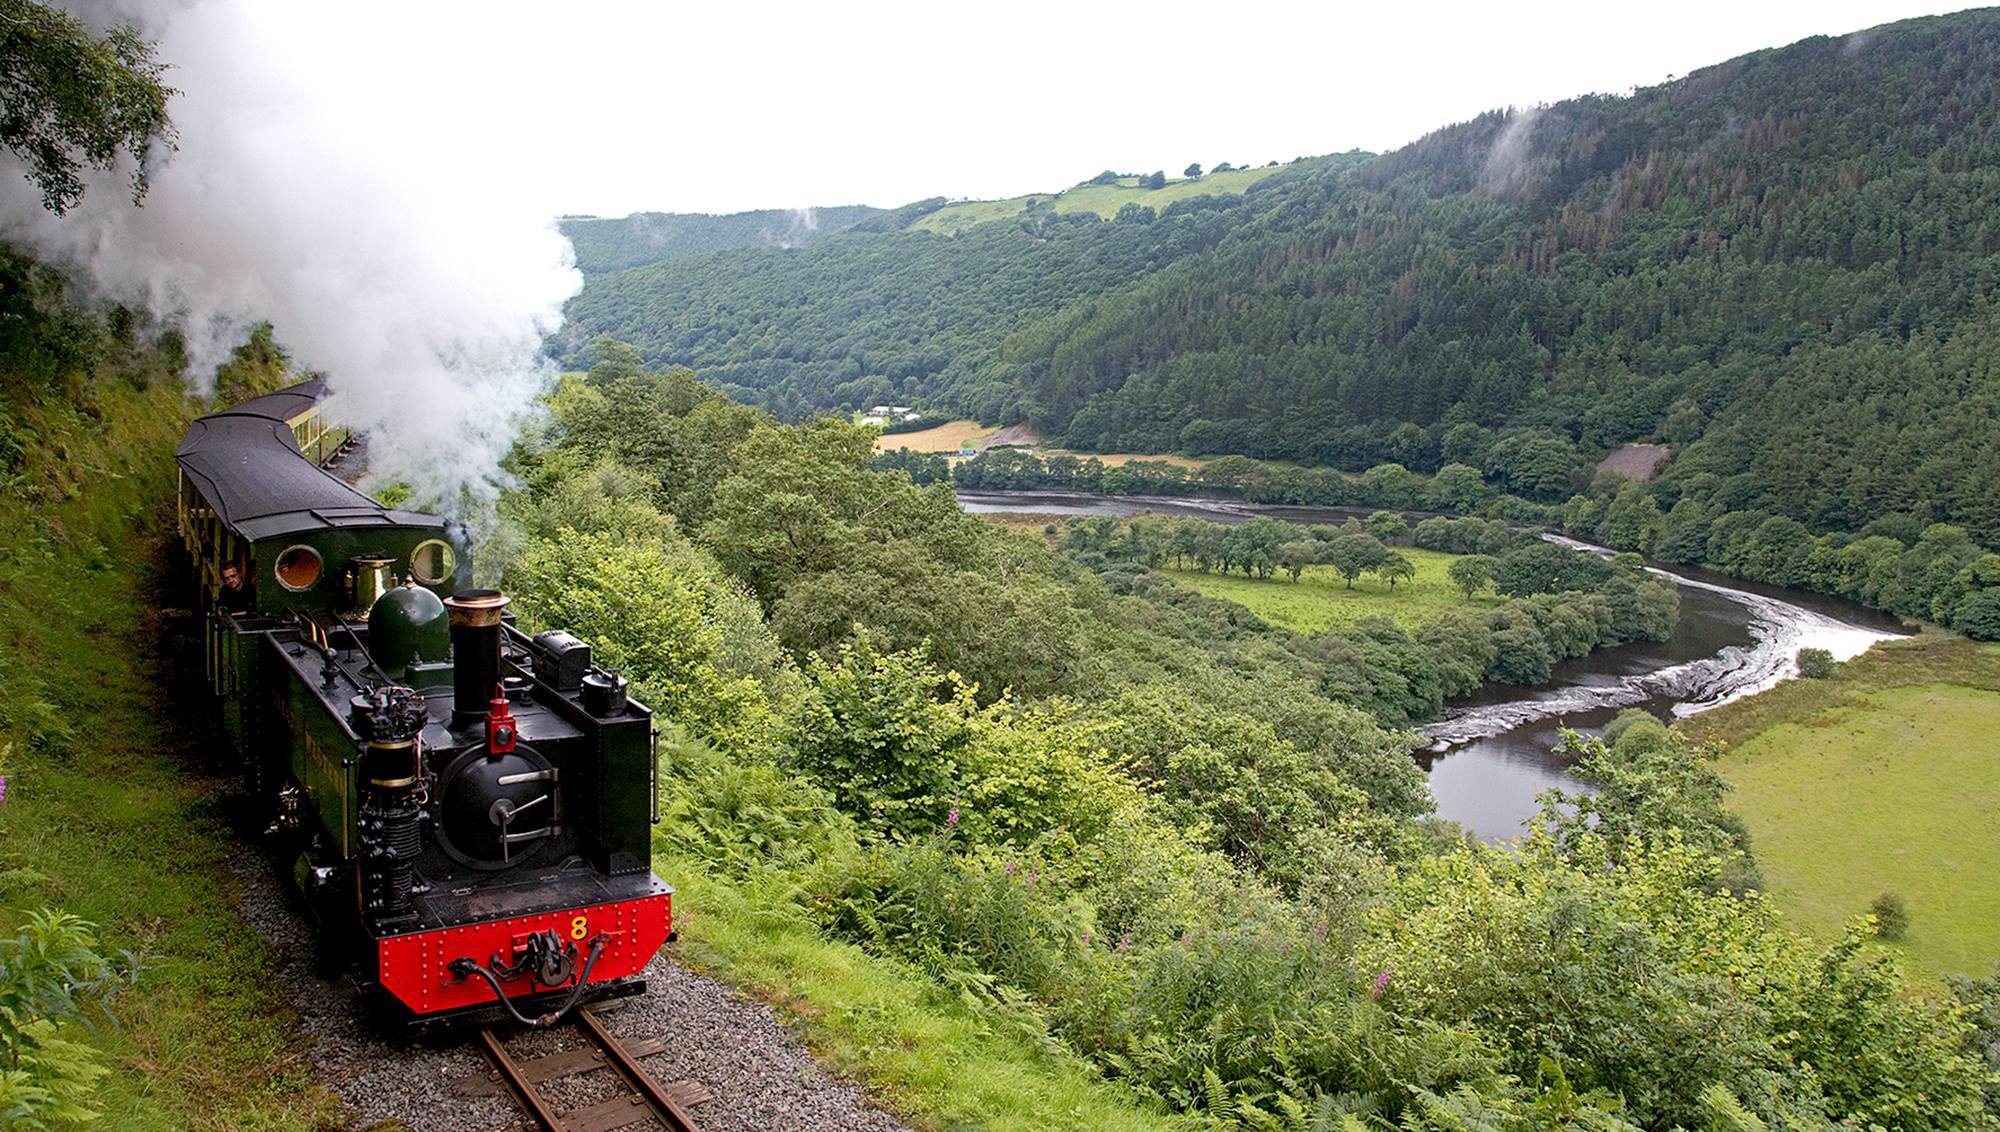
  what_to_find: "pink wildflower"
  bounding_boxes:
[946,806,959,826]
[1369,968,1393,999]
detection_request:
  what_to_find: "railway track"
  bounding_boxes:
[472,1006,710,1132]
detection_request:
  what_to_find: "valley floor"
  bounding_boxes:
[1682,636,2000,981]
[1164,549,1499,634]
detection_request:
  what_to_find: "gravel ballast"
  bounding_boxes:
[236,859,910,1132]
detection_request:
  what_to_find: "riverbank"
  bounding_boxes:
[1424,537,1905,749]
[1679,635,2000,980]
[961,489,1908,840]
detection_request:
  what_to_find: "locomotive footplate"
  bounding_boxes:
[374,881,671,1022]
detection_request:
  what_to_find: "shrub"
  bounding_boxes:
[1870,892,1910,941]
[1954,588,2000,641]
[1600,707,1662,748]
[1797,648,1837,679]
[788,635,980,839]
[0,910,139,1127]
[1947,966,2000,1115]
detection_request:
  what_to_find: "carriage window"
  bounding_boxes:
[275,545,324,591]
[410,539,456,586]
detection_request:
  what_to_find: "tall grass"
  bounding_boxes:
[0,361,338,1127]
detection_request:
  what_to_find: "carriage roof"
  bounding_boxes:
[175,378,446,542]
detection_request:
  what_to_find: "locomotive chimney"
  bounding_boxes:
[443,589,509,727]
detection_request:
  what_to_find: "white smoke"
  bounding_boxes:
[0,1,580,524]
[1478,105,1541,198]
[771,206,819,250]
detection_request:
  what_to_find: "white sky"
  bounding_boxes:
[227,1,1978,218]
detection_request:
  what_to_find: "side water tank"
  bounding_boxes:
[368,581,448,679]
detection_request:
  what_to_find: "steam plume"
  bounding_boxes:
[0,1,580,522]
[1478,106,1541,198]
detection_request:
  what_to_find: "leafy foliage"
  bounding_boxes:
[0,910,138,1127]
[0,0,176,214]
[1541,713,1763,893]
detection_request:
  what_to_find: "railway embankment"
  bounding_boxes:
[0,356,342,1127]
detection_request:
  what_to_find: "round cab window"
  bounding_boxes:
[274,545,323,591]
[410,539,456,586]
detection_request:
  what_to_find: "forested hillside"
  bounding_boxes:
[554,157,1360,418]
[560,9,2000,548]
[559,204,881,273]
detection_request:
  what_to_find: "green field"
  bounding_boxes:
[913,166,1288,235]
[1687,637,2000,980]
[1163,547,1498,634]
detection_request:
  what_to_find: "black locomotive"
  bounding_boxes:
[176,379,671,1029]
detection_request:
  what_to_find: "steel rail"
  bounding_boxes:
[476,1006,700,1132]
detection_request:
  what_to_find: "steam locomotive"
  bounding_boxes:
[176,379,670,1030]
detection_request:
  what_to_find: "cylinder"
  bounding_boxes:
[443,589,509,727]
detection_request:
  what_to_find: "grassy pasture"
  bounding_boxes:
[913,166,1286,235]
[1164,547,1497,634]
[1682,636,2000,981]
[872,419,993,453]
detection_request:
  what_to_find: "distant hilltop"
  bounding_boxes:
[559,205,882,273]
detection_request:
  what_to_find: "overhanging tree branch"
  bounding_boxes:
[0,0,177,215]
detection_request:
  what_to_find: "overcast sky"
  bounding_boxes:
[201,1,1983,218]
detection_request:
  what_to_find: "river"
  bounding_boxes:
[957,490,1907,840]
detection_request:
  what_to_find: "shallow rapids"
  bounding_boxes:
[1417,536,1900,750]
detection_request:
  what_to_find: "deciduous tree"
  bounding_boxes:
[1448,554,1497,600]
[0,0,176,214]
